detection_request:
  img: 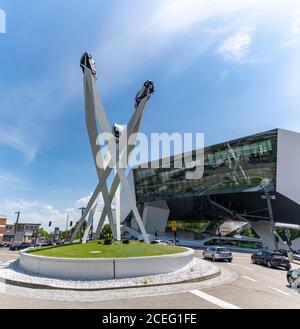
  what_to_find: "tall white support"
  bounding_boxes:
[115,144,121,241]
[70,52,153,244]
[82,204,97,244]
[83,69,117,240]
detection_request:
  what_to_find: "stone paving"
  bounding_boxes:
[0,257,219,290]
[0,262,237,303]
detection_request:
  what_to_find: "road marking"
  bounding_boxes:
[242,276,257,282]
[270,287,291,296]
[189,290,242,309]
[228,263,253,271]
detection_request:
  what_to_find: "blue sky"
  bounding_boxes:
[0,0,300,229]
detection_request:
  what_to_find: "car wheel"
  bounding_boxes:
[228,259,232,263]
[266,260,272,268]
[252,258,256,264]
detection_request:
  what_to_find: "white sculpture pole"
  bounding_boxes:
[115,143,121,241]
[94,83,152,241]
[82,203,97,243]
[82,67,117,241]
[71,52,153,244]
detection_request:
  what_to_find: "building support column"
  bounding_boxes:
[250,221,277,251]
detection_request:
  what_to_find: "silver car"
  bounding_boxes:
[203,247,233,262]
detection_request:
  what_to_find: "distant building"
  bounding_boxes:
[0,216,7,242]
[3,223,41,243]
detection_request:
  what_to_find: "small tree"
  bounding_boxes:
[38,228,48,238]
[100,224,112,239]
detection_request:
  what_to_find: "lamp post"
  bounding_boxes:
[12,211,20,244]
[90,220,93,241]
[78,207,86,242]
[261,190,278,252]
[65,215,69,242]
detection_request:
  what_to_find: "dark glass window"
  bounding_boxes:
[133,130,277,203]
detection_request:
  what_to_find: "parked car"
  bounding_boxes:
[9,242,33,251]
[278,249,300,262]
[279,249,288,257]
[293,253,300,262]
[151,240,171,245]
[287,268,300,287]
[251,250,291,270]
[36,242,52,247]
[203,247,233,262]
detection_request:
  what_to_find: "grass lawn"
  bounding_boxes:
[27,241,187,259]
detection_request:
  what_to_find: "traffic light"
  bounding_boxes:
[70,221,73,227]
[48,221,52,227]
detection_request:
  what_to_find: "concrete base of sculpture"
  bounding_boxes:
[19,248,195,281]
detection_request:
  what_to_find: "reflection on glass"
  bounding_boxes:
[133,130,277,203]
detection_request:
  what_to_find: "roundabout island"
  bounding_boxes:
[19,241,195,281]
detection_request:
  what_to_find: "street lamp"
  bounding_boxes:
[65,215,69,242]
[12,211,20,244]
[78,207,86,242]
[261,190,278,251]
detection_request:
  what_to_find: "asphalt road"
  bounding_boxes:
[0,248,299,309]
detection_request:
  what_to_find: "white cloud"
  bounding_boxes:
[0,9,5,34]
[0,125,39,163]
[3,199,38,210]
[0,170,29,190]
[0,193,106,232]
[75,193,93,209]
[94,0,267,92]
[217,27,255,63]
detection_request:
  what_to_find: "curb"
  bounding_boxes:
[0,267,221,292]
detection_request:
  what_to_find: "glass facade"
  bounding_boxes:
[133,130,278,203]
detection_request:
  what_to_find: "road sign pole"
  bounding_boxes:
[171,221,177,245]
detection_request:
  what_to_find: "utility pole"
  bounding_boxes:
[12,211,20,244]
[261,190,278,252]
[65,215,69,242]
[90,219,93,241]
[78,207,86,242]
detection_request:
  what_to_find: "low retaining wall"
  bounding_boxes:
[19,248,195,280]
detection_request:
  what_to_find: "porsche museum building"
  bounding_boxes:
[122,128,300,250]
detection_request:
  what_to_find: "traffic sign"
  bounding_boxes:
[171,221,177,232]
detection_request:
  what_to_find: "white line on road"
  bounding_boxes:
[242,276,257,282]
[270,287,291,296]
[228,263,253,271]
[189,290,242,309]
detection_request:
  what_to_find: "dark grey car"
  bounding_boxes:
[9,242,33,251]
[251,250,291,270]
